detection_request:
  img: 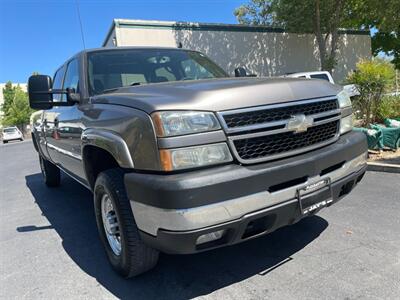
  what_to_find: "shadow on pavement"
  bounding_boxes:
[23,172,328,299]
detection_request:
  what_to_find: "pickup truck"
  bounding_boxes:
[286,71,360,98]
[28,47,368,277]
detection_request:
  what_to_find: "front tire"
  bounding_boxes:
[39,155,61,187]
[94,168,159,278]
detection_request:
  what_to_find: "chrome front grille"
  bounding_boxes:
[218,97,341,164]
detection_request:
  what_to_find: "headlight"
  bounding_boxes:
[337,90,352,108]
[340,114,353,134]
[152,111,220,137]
[338,90,353,135]
[159,143,232,170]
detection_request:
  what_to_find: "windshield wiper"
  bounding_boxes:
[101,82,142,94]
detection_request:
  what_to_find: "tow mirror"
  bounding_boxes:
[235,67,247,77]
[235,67,257,77]
[28,75,54,110]
[28,75,79,110]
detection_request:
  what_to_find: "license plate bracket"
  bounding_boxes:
[297,178,333,215]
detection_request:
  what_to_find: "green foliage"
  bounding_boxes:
[234,0,355,72]
[1,81,16,114]
[234,0,276,25]
[347,59,395,124]
[372,32,400,70]
[349,0,400,69]
[377,95,400,122]
[234,0,400,70]
[1,85,34,129]
[234,0,349,31]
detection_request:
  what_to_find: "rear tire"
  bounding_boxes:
[94,168,159,278]
[39,155,61,187]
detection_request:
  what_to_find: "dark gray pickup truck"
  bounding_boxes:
[28,47,367,277]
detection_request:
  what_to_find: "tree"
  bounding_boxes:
[349,0,400,69]
[1,81,16,115]
[1,85,33,131]
[372,32,400,70]
[346,59,395,125]
[234,0,400,71]
[234,0,352,73]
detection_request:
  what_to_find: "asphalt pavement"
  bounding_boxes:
[1,140,399,299]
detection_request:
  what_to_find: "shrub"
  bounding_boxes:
[377,95,400,122]
[347,59,395,125]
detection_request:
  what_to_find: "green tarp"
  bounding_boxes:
[353,127,383,150]
[354,120,400,150]
[370,124,400,150]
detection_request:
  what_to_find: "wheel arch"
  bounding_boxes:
[81,129,134,189]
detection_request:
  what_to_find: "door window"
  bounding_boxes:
[180,58,214,80]
[52,66,65,101]
[62,59,80,100]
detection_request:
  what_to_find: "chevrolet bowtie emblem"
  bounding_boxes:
[287,114,314,133]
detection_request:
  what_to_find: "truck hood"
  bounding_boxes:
[91,77,342,113]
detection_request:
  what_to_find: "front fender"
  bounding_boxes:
[81,129,134,169]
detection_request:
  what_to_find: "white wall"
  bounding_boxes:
[106,20,371,83]
[104,28,117,47]
[118,27,177,48]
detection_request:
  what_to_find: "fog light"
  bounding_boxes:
[196,230,225,245]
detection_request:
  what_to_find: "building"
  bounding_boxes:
[0,83,27,119]
[103,19,371,83]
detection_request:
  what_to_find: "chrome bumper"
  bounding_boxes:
[131,153,367,236]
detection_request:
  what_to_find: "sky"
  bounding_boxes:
[0,0,244,83]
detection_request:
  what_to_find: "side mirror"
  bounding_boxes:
[235,67,247,77]
[28,75,54,110]
[28,75,80,110]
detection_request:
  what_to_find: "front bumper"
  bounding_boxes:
[125,131,367,253]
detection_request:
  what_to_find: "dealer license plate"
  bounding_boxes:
[297,178,333,215]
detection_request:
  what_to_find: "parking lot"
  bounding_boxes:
[1,140,399,299]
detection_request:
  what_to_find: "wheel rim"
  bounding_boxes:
[101,194,122,256]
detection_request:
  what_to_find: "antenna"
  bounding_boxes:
[75,0,86,49]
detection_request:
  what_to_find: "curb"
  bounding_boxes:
[367,162,400,174]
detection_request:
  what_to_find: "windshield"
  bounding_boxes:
[3,128,17,133]
[87,49,229,95]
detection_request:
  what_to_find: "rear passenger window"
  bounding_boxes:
[52,66,65,101]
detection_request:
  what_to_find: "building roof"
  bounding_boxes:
[103,18,371,47]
